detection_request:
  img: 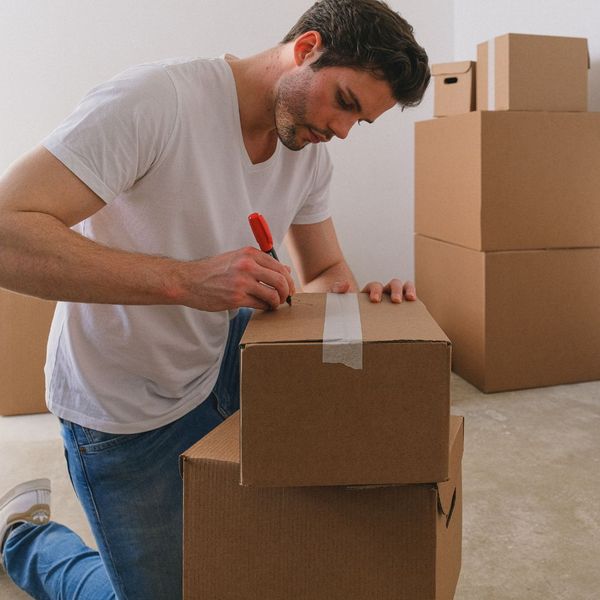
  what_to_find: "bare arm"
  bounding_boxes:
[0,146,293,310]
[284,217,359,293]
[285,217,416,302]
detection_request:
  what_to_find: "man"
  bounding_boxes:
[0,0,429,597]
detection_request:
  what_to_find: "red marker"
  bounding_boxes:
[248,212,292,306]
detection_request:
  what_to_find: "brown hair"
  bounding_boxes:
[282,0,430,108]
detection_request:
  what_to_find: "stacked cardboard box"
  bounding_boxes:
[0,288,54,415]
[415,34,600,393]
[476,33,589,112]
[239,294,452,487]
[182,293,464,599]
[431,61,476,117]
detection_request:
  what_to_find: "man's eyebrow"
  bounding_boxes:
[347,88,373,124]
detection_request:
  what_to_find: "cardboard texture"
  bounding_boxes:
[239,293,451,487]
[432,61,476,117]
[477,33,589,112]
[0,288,54,416]
[415,234,600,392]
[415,111,600,251]
[182,412,464,600]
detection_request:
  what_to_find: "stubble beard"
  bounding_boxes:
[274,69,313,151]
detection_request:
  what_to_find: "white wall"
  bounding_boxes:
[0,0,452,288]
[2,2,598,287]
[454,0,600,111]
[322,1,453,286]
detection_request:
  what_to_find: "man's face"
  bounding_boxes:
[274,64,396,151]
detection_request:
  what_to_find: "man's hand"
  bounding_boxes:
[361,279,417,303]
[328,279,417,302]
[180,247,295,312]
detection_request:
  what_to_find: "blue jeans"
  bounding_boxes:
[3,308,252,600]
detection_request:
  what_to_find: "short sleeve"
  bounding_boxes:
[292,144,332,225]
[41,64,178,203]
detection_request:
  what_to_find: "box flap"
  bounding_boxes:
[587,44,591,68]
[431,61,473,77]
[240,293,450,345]
[437,415,464,515]
[182,411,240,464]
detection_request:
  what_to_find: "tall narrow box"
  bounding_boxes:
[182,412,464,600]
[477,33,589,112]
[0,289,54,415]
[239,293,451,487]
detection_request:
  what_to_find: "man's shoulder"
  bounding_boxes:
[111,57,227,88]
[135,57,233,102]
[99,57,230,113]
[152,56,229,82]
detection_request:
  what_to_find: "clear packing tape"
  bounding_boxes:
[322,293,363,370]
[488,36,495,110]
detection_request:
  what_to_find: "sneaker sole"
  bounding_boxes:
[0,478,51,510]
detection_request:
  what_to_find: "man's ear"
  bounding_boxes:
[292,31,323,66]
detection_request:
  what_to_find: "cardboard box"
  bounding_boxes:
[182,412,464,600]
[0,288,54,415]
[239,293,451,487]
[415,111,600,251]
[415,234,600,392]
[432,61,476,117]
[477,33,589,112]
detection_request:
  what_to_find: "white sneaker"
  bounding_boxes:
[0,479,51,560]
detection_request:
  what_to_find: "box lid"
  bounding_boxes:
[488,33,590,68]
[240,293,450,345]
[182,411,240,466]
[431,61,474,77]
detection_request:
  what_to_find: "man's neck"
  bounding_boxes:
[225,47,285,138]
[225,46,292,163]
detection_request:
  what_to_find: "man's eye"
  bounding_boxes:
[337,92,352,110]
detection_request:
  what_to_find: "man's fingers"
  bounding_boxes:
[252,265,293,304]
[403,280,417,301]
[254,251,295,294]
[331,280,351,294]
[361,281,384,302]
[249,250,295,302]
[381,278,404,303]
[246,288,280,311]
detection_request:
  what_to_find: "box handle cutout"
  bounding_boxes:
[443,77,458,85]
[445,488,457,529]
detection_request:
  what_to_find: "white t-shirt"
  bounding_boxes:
[42,57,332,433]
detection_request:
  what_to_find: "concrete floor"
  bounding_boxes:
[1,373,599,599]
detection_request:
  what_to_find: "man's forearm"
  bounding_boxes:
[0,210,185,305]
[0,210,295,312]
[300,259,359,293]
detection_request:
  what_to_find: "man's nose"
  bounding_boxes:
[330,115,357,140]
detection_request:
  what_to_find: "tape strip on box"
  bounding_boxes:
[488,37,495,110]
[322,293,363,370]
